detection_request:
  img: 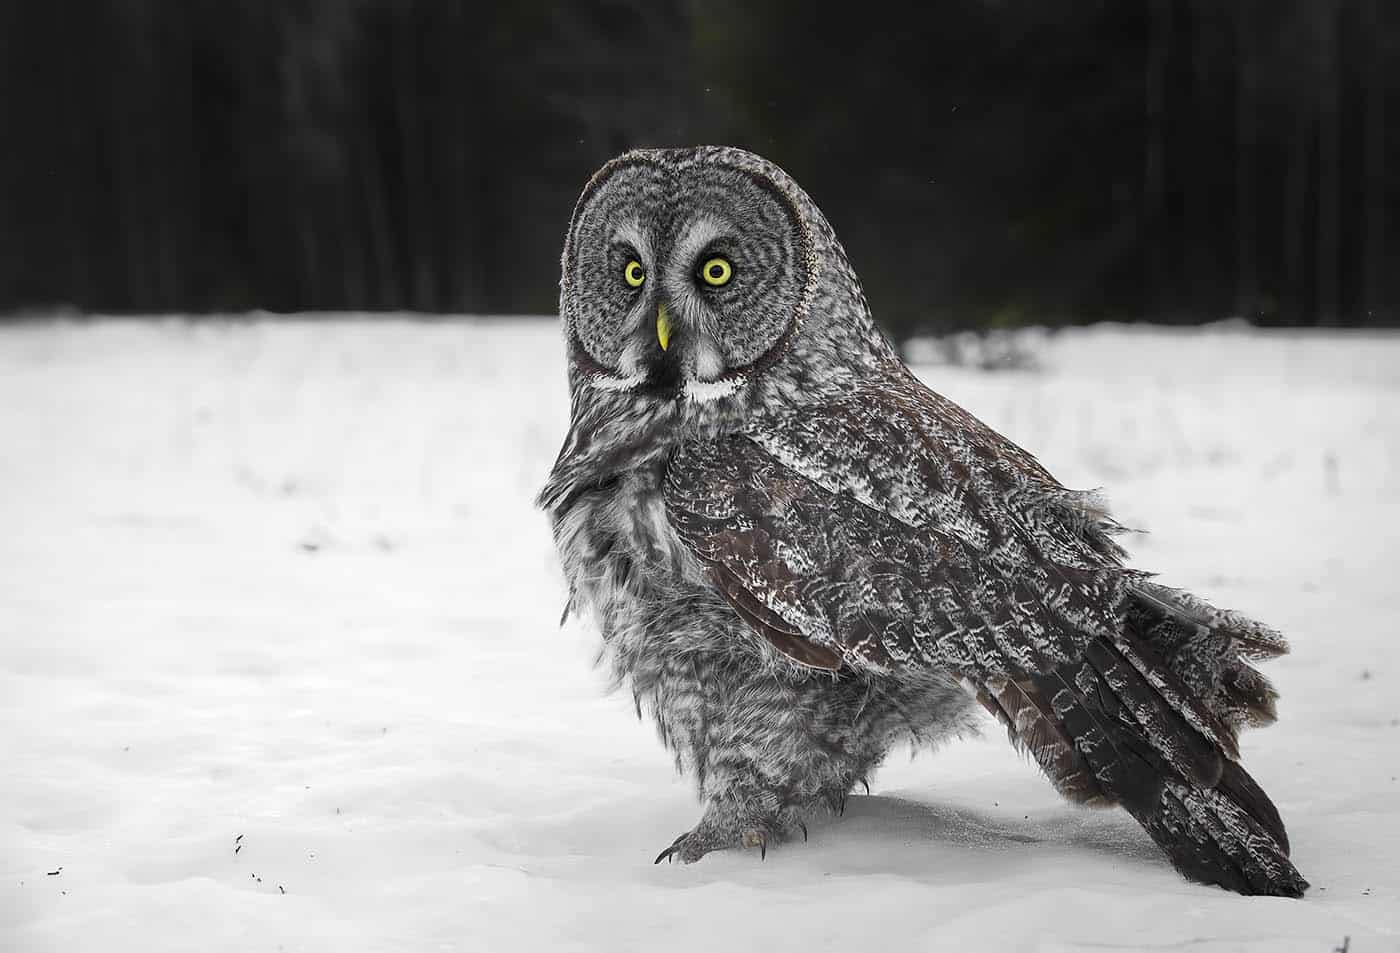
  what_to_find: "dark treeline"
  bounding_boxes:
[1,1,1396,333]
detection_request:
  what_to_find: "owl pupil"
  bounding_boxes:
[708,265,722,278]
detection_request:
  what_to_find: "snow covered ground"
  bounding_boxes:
[2,317,1397,953]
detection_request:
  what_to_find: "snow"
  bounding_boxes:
[2,317,1397,953]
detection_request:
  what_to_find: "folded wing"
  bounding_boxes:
[663,377,1305,896]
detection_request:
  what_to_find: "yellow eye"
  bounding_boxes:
[700,256,733,287]
[623,260,646,288]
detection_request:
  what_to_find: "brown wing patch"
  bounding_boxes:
[710,562,842,670]
[974,675,1109,805]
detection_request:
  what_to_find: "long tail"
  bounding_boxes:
[1125,583,1305,895]
[980,591,1307,896]
[1141,759,1305,896]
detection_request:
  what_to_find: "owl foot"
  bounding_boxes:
[652,823,777,864]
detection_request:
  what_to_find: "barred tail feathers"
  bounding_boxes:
[976,628,1305,897]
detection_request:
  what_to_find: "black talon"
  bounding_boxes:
[838,794,847,817]
[799,822,808,842]
[760,837,767,861]
[654,831,689,865]
[860,778,870,796]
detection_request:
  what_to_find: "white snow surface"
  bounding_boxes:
[2,317,1398,953]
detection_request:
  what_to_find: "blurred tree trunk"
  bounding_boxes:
[357,126,399,310]
[1361,0,1386,326]
[1188,0,1213,321]
[393,7,431,311]
[1145,0,1171,321]
[1316,0,1340,326]
[443,0,471,313]
[55,0,91,307]
[1283,19,1312,328]
[1233,0,1258,320]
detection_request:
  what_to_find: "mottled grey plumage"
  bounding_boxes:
[538,146,1306,896]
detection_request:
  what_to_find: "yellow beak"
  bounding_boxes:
[656,303,672,351]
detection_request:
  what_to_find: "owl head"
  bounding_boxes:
[559,147,889,412]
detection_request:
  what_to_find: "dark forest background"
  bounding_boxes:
[1,0,1396,335]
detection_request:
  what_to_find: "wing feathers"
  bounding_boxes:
[1083,637,1223,787]
[662,387,1303,895]
[978,675,1108,805]
[709,562,843,671]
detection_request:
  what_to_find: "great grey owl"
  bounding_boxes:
[538,146,1306,897]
